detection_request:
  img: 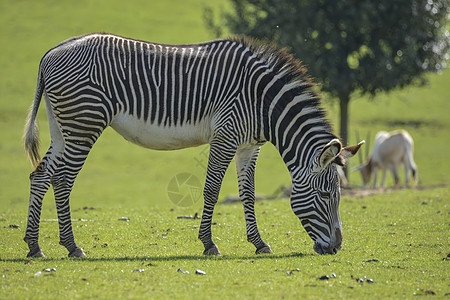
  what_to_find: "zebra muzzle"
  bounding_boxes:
[313,228,342,255]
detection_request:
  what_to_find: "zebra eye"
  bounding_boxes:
[318,190,331,199]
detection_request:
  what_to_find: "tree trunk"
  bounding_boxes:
[339,93,350,178]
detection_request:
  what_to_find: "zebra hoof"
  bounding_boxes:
[27,249,46,258]
[68,247,87,258]
[203,245,221,256]
[256,245,273,254]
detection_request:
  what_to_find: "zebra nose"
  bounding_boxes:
[313,228,343,255]
[314,241,338,255]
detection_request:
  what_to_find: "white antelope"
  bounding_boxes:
[355,130,418,188]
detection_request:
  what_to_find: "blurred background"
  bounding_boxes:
[0,0,448,214]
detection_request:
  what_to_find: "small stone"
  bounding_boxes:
[287,268,300,275]
[34,271,42,276]
[42,268,56,272]
[177,268,189,274]
[318,275,330,280]
[195,269,206,275]
[132,269,144,272]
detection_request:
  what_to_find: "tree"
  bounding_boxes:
[204,0,449,174]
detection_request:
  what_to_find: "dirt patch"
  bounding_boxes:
[222,184,447,204]
[342,183,447,198]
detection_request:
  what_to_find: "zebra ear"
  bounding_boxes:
[318,139,342,169]
[339,140,365,160]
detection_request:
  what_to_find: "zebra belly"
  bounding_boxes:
[110,114,211,150]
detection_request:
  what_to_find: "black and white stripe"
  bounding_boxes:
[24,33,359,257]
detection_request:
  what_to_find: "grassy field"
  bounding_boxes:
[1,188,448,298]
[0,0,449,299]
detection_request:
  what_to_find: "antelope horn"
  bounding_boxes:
[340,140,365,159]
[355,130,363,165]
[366,131,371,162]
[352,164,365,171]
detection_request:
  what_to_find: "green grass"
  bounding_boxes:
[1,0,449,299]
[1,188,449,298]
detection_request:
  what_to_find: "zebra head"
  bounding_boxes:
[290,139,364,255]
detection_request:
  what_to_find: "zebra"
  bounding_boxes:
[24,33,364,258]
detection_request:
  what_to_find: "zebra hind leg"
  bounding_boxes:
[50,141,96,258]
[24,145,61,258]
[235,146,272,255]
[199,140,237,255]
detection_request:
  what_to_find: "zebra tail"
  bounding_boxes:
[24,67,44,168]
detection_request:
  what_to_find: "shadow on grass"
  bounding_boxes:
[1,252,313,263]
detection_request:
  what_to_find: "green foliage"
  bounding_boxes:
[206,0,449,97]
[205,0,450,146]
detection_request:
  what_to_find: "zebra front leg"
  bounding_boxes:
[199,140,236,255]
[199,182,222,256]
[236,146,272,255]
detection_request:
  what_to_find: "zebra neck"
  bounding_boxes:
[276,129,335,172]
[262,87,335,171]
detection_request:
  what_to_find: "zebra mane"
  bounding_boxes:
[229,35,337,152]
[229,35,313,87]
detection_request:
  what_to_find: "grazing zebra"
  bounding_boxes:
[24,33,363,258]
